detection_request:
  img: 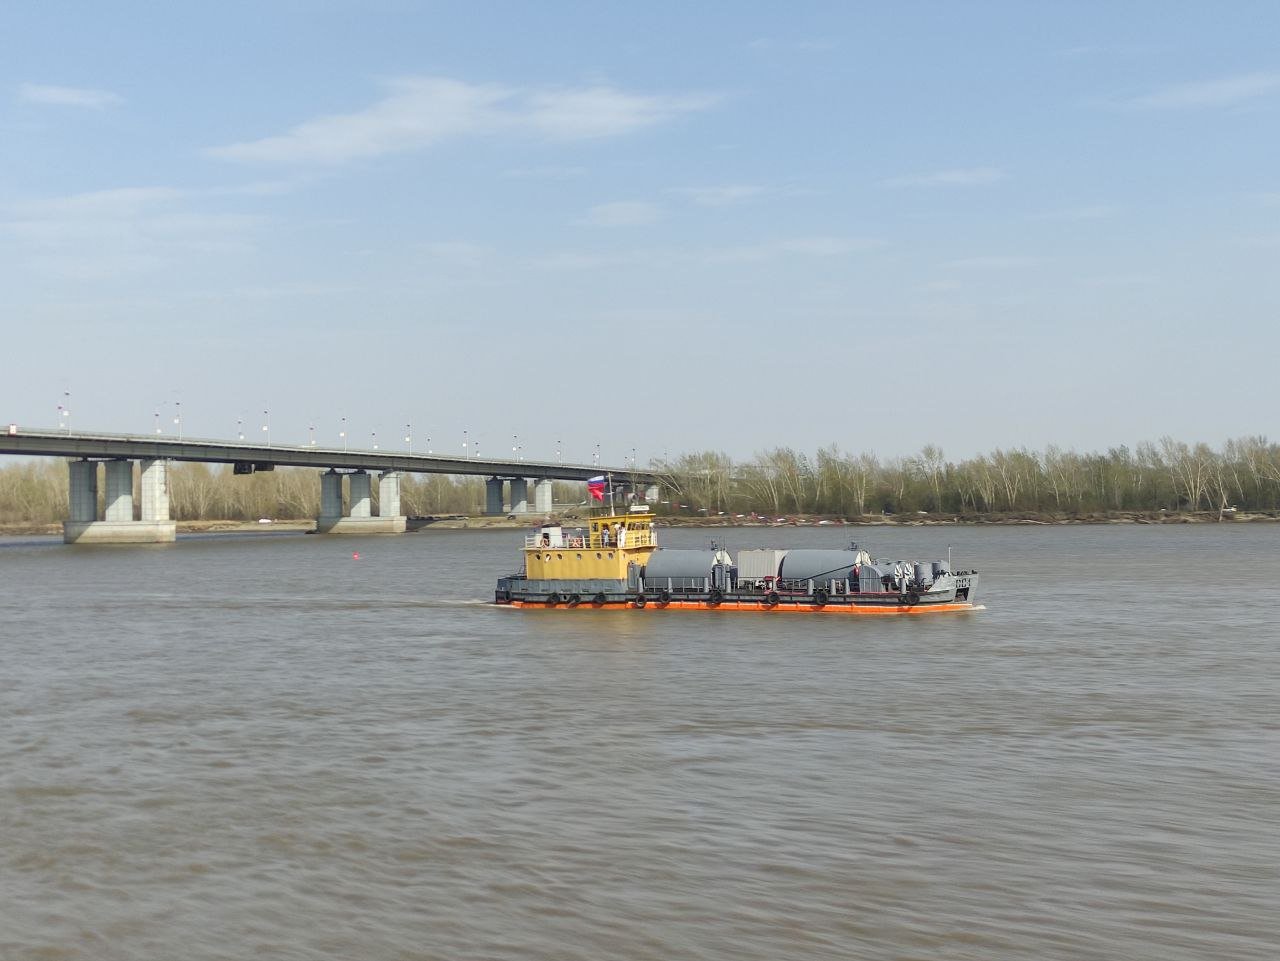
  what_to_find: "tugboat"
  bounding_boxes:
[494,506,979,614]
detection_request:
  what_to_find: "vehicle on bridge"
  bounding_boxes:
[494,507,980,614]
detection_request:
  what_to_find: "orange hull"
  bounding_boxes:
[501,599,977,615]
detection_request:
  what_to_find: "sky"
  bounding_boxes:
[2,1,1278,467]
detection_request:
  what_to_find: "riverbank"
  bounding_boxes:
[3,509,1276,538]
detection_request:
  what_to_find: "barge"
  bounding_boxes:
[494,507,979,614]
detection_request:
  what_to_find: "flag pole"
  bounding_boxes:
[607,472,615,513]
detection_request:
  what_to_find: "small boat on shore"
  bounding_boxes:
[494,507,979,614]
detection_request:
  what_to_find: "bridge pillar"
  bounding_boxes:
[319,469,343,523]
[645,484,660,504]
[63,458,176,544]
[315,469,406,534]
[509,478,529,514]
[378,471,401,517]
[139,459,171,522]
[349,471,372,518]
[485,477,504,516]
[104,459,133,521]
[68,460,98,523]
[376,471,407,531]
[534,478,553,514]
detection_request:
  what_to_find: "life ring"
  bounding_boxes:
[813,588,829,607]
[593,592,607,606]
[566,594,581,608]
[658,589,672,605]
[634,594,647,609]
[546,592,561,606]
[764,591,780,608]
[708,588,724,607]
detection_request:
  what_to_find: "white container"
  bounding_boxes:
[735,549,789,580]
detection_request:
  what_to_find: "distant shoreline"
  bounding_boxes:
[2,510,1277,537]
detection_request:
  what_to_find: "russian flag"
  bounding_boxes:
[587,476,606,501]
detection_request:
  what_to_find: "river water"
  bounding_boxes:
[1,523,1277,960]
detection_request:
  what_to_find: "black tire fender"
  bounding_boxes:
[813,588,829,607]
[634,594,647,609]
[708,588,724,607]
[764,591,780,607]
[593,592,608,606]
[566,594,581,608]
[658,589,672,605]
[546,593,561,606]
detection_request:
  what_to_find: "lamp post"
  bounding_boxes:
[340,416,347,451]
[426,436,432,454]
[309,424,316,447]
[463,429,468,460]
[372,431,378,451]
[154,410,161,435]
[557,439,562,465]
[512,434,519,463]
[594,443,600,467]
[237,417,244,442]
[263,409,270,448]
[406,423,413,455]
[58,390,70,434]
[174,400,182,441]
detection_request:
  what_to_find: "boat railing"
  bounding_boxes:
[524,530,657,550]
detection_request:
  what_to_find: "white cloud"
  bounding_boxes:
[882,166,1005,188]
[944,255,1041,270]
[1081,272,1159,287]
[525,86,715,139]
[577,201,663,227]
[524,234,882,270]
[501,165,587,180]
[524,250,650,271]
[1033,205,1117,222]
[1124,71,1280,109]
[2,186,264,281]
[20,186,185,216]
[704,236,884,263]
[671,184,765,207]
[211,76,717,166]
[18,83,122,108]
[423,241,491,261]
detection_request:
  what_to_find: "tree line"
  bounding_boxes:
[653,436,1280,519]
[2,436,1279,525]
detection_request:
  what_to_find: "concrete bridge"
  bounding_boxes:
[1,427,660,544]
